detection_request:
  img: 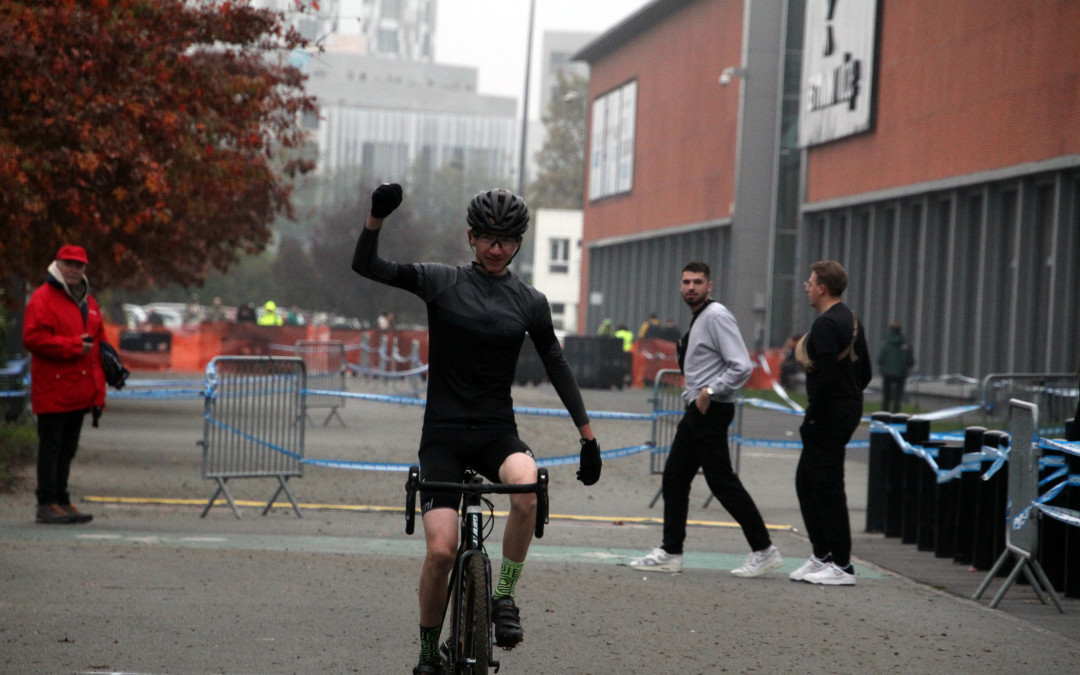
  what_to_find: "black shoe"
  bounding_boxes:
[412,659,443,675]
[61,504,93,524]
[491,595,523,649]
[36,504,76,524]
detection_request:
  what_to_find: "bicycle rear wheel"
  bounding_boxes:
[453,553,490,673]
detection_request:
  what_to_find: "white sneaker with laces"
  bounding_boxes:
[802,561,856,586]
[731,545,783,578]
[629,547,683,573]
[789,555,828,581]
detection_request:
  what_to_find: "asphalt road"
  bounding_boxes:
[2,377,1078,674]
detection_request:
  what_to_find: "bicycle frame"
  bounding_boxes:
[405,465,549,673]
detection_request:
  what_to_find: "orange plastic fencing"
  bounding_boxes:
[631,339,679,388]
[105,322,430,374]
[627,339,783,390]
[105,321,781,388]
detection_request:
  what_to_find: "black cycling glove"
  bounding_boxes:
[370,183,403,218]
[577,438,602,486]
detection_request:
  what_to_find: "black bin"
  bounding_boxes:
[119,330,172,353]
[562,336,628,389]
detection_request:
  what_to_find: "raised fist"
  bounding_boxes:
[370,183,403,219]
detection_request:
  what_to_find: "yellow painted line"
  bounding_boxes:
[84,496,793,531]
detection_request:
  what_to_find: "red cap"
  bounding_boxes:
[56,245,89,264]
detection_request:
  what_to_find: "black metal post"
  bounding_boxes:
[866,412,891,533]
[953,426,986,566]
[884,413,908,538]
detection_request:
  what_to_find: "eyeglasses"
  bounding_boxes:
[474,233,520,248]
[804,280,822,289]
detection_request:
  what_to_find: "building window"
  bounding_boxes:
[378,28,400,53]
[549,237,570,274]
[550,303,566,330]
[588,80,636,201]
[382,0,403,20]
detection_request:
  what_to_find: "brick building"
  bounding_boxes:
[575,0,1079,378]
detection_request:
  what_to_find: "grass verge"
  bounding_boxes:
[0,421,36,492]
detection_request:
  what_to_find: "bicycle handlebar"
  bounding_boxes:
[404,465,550,539]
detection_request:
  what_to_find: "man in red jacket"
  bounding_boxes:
[23,245,106,524]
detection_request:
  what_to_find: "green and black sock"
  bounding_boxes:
[419,623,442,664]
[493,558,524,599]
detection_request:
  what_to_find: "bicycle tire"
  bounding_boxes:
[455,554,490,674]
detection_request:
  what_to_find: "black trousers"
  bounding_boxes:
[796,416,859,567]
[662,402,771,554]
[881,375,906,413]
[36,410,87,507]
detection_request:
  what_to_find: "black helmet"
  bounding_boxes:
[467,189,529,238]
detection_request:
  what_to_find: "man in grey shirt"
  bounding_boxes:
[630,262,781,576]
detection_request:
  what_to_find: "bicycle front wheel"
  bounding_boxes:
[454,553,490,674]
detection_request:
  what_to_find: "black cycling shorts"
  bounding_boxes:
[418,427,534,513]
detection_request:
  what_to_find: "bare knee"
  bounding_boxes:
[425,538,457,574]
[509,492,537,519]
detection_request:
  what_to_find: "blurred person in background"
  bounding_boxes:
[257,300,283,326]
[877,323,914,413]
[208,296,228,323]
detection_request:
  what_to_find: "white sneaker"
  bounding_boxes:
[802,561,856,586]
[731,545,782,578]
[629,547,683,573]
[789,555,828,581]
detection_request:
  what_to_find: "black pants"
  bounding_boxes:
[662,402,771,554]
[796,416,859,567]
[36,410,87,507]
[881,375,906,413]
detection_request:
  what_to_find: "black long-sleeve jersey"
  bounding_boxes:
[352,227,590,431]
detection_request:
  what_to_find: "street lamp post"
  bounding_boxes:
[518,0,537,197]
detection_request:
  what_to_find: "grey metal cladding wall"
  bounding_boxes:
[800,168,1080,379]
[587,226,730,336]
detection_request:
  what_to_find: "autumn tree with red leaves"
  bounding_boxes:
[0,0,319,293]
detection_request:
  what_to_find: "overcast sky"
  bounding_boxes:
[337,0,651,116]
[433,0,650,105]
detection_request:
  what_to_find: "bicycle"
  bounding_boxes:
[405,465,550,674]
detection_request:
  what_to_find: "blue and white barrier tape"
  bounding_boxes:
[741,397,804,415]
[303,389,658,422]
[1041,437,1080,458]
[346,363,429,378]
[108,388,205,400]
[1012,475,1080,530]
[204,413,302,462]
[1036,502,1080,528]
[909,403,983,421]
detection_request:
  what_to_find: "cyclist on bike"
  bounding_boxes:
[352,183,603,674]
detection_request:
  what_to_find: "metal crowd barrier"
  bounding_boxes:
[295,340,347,427]
[972,399,1064,611]
[199,356,306,519]
[868,400,1080,608]
[347,333,427,396]
[980,372,1077,433]
[649,369,685,477]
